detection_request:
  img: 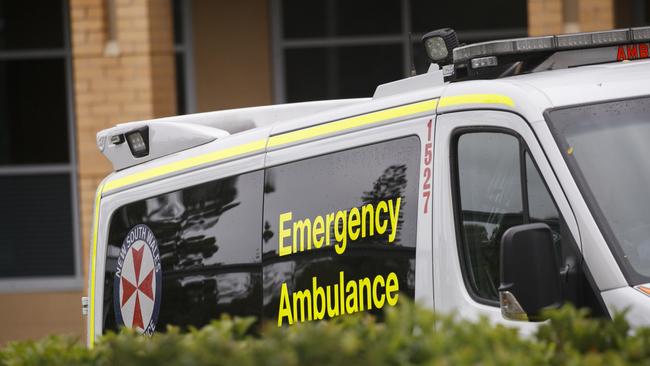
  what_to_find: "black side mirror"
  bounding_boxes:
[499,223,562,321]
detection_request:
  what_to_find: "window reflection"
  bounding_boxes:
[104,171,263,331]
[262,137,420,322]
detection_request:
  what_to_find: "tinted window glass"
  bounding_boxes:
[282,0,401,39]
[526,152,561,242]
[410,0,527,36]
[175,53,186,115]
[0,174,74,277]
[456,133,523,301]
[0,59,69,165]
[0,0,64,50]
[547,97,650,283]
[455,130,605,312]
[172,0,184,45]
[262,137,420,325]
[103,171,263,333]
[285,45,403,102]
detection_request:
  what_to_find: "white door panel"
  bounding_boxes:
[433,110,580,333]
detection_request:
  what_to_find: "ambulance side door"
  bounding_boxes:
[262,113,435,326]
[433,110,582,332]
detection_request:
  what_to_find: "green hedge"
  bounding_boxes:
[2,302,650,366]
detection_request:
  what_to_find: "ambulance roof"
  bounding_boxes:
[98,58,650,195]
[505,58,650,107]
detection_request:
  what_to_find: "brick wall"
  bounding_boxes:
[528,0,615,36]
[0,0,177,346]
[70,0,177,284]
[528,0,564,36]
[578,0,615,31]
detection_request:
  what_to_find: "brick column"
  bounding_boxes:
[70,0,177,281]
[578,0,615,31]
[528,0,565,36]
[528,0,616,36]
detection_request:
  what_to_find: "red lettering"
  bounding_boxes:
[617,46,627,61]
[421,119,433,214]
[627,45,639,59]
[640,43,649,58]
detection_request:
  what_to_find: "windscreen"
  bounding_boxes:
[547,96,650,284]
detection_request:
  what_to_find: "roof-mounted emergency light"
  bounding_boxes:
[422,28,459,78]
[425,25,650,80]
[422,28,458,65]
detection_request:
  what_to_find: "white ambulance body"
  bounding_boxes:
[86,27,650,346]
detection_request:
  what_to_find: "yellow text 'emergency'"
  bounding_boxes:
[278,197,402,257]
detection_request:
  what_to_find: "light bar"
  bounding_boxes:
[592,29,628,45]
[514,36,553,52]
[632,27,650,42]
[471,56,497,69]
[453,26,650,63]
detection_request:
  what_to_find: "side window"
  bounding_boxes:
[456,133,524,301]
[455,131,568,304]
[262,137,420,326]
[103,171,263,333]
[525,152,561,244]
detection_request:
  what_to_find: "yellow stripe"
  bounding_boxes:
[268,99,439,148]
[438,94,515,108]
[103,139,266,193]
[88,182,104,349]
[87,94,507,345]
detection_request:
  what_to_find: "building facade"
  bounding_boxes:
[0,0,647,344]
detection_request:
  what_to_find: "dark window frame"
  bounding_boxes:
[0,0,81,291]
[172,0,196,115]
[270,0,528,103]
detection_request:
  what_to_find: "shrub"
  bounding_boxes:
[2,301,649,366]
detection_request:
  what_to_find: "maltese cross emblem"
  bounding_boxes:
[114,224,161,335]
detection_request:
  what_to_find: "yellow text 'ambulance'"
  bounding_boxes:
[278,271,399,326]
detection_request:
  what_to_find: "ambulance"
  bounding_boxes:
[84,26,650,346]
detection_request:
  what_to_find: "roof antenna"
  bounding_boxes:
[408,32,417,76]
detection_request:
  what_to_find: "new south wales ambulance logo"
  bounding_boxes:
[114,224,162,335]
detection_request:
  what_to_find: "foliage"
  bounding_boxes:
[3,301,650,366]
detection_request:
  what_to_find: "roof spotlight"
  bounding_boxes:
[422,28,459,65]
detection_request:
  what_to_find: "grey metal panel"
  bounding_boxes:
[0,277,83,293]
[180,0,197,114]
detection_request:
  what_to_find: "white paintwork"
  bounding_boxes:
[98,120,230,171]
[433,110,580,335]
[89,55,650,345]
[602,286,650,325]
[372,64,444,98]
